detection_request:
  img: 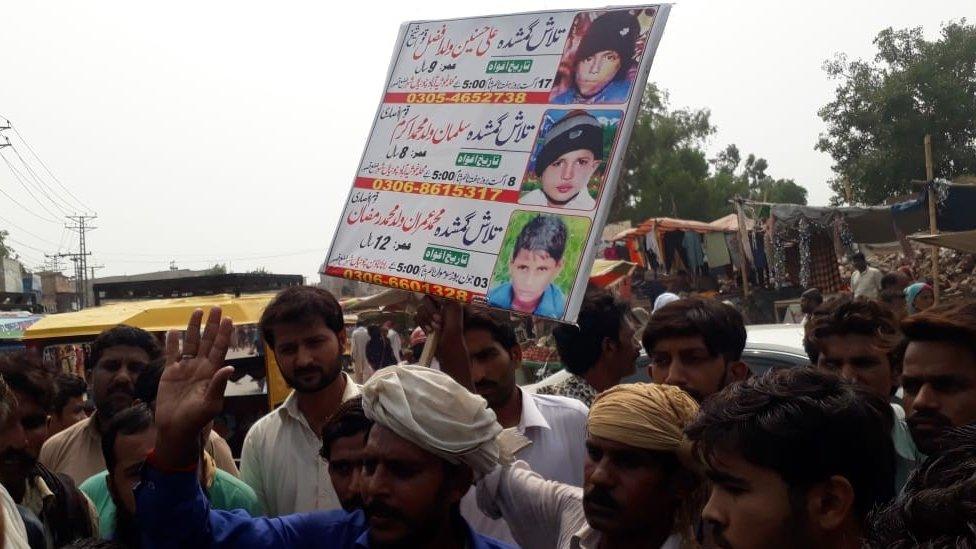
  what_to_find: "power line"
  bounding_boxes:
[0,179,60,224]
[0,150,65,220]
[0,213,62,246]
[7,144,76,214]
[8,122,92,213]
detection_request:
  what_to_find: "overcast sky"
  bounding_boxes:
[0,1,969,281]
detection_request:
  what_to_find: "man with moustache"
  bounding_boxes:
[643,298,750,403]
[538,290,641,407]
[40,325,237,484]
[135,306,512,548]
[0,353,97,546]
[900,301,976,456]
[475,383,703,548]
[240,286,361,515]
[419,303,589,544]
[807,297,921,489]
[319,396,371,512]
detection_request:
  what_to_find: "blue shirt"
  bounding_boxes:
[136,466,514,549]
[487,282,566,318]
[551,79,632,105]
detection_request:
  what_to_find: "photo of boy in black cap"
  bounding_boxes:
[551,10,644,105]
[487,213,570,318]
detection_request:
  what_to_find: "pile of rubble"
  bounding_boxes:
[863,245,976,299]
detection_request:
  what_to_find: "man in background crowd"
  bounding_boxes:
[538,290,639,406]
[688,368,896,549]
[0,352,97,547]
[80,403,259,544]
[851,252,883,299]
[900,301,976,456]
[422,301,590,544]
[319,396,370,512]
[643,298,749,403]
[807,297,921,489]
[48,374,89,437]
[40,325,236,484]
[240,287,361,516]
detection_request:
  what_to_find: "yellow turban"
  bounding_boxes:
[588,383,699,461]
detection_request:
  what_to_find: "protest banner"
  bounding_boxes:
[324,5,671,322]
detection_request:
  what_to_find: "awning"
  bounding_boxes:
[0,315,43,341]
[707,213,754,233]
[24,294,277,340]
[589,259,636,288]
[610,217,723,241]
[909,230,976,254]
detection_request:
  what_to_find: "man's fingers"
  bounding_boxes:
[198,307,223,359]
[183,309,204,357]
[207,317,234,368]
[164,329,181,364]
[204,365,235,405]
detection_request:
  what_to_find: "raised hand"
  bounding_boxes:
[153,307,235,470]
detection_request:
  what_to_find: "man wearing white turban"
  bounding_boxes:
[132,307,514,549]
[476,383,704,549]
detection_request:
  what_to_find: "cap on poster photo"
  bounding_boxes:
[535,110,603,175]
[575,11,640,77]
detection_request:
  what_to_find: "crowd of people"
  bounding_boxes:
[0,260,972,547]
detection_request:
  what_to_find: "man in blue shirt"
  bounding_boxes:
[135,307,513,549]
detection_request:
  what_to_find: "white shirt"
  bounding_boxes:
[0,482,29,549]
[387,329,402,362]
[851,267,883,299]
[476,462,683,549]
[518,188,596,211]
[462,390,589,544]
[239,373,360,516]
[350,327,371,384]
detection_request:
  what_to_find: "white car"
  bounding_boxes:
[523,324,809,393]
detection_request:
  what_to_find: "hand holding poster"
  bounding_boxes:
[324,5,670,322]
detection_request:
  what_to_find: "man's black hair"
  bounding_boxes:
[852,252,866,262]
[808,297,905,374]
[641,298,747,363]
[0,351,55,412]
[686,368,896,522]
[88,325,162,370]
[52,373,88,415]
[260,286,345,348]
[320,396,372,461]
[463,309,518,352]
[553,289,629,376]
[512,215,568,263]
[866,425,976,548]
[101,403,154,472]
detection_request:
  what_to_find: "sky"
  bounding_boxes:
[0,1,970,281]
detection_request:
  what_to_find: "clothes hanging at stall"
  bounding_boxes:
[807,228,843,293]
[704,233,731,268]
[683,231,705,275]
[752,231,769,285]
[663,231,688,273]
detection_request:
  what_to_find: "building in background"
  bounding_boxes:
[89,269,303,306]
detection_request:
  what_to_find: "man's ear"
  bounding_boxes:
[336,327,348,350]
[447,465,475,505]
[727,360,750,382]
[806,475,855,531]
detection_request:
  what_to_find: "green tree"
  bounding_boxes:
[0,230,11,259]
[207,263,227,275]
[817,20,976,205]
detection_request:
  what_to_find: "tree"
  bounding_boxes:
[207,263,227,275]
[817,20,976,205]
[0,230,11,259]
[611,85,807,225]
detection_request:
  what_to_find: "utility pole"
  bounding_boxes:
[924,135,939,304]
[63,214,97,308]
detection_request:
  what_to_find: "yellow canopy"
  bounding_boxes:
[24,293,278,340]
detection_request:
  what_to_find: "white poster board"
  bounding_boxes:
[324,5,671,322]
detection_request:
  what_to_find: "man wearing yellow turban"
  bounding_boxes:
[477,382,704,549]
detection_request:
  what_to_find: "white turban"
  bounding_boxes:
[653,292,681,312]
[361,364,505,477]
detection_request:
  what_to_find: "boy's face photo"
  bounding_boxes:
[539,149,600,204]
[509,249,563,309]
[575,49,621,97]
